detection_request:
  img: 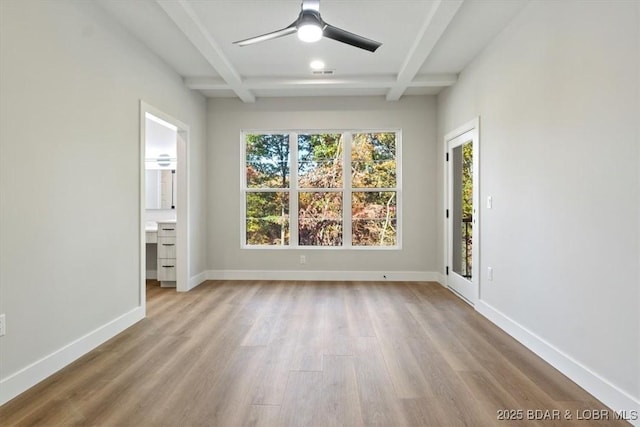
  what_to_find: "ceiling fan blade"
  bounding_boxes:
[323,23,382,52]
[302,0,320,12]
[233,24,297,46]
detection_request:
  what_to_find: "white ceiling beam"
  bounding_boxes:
[244,76,394,89]
[185,74,457,92]
[183,77,229,90]
[408,73,458,87]
[157,0,255,103]
[386,0,463,101]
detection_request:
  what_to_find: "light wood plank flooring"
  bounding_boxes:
[0,280,627,426]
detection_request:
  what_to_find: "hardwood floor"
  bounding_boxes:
[0,280,627,426]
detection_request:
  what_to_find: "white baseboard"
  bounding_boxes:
[205,270,440,282]
[476,300,640,426]
[0,306,144,406]
[188,270,208,290]
[146,269,157,280]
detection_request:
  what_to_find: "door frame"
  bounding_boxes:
[444,117,480,305]
[140,101,190,305]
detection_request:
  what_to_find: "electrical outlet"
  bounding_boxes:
[487,267,493,281]
[0,314,5,337]
[300,255,306,264]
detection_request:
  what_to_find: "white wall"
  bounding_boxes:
[0,0,207,402]
[437,0,639,414]
[145,116,177,160]
[207,96,438,278]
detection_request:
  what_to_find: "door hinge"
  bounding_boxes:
[446,209,449,218]
[446,266,449,275]
[446,152,449,161]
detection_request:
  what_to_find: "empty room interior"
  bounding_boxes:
[0,0,639,425]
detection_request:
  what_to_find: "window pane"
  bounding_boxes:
[352,191,397,246]
[351,132,396,188]
[298,133,343,188]
[246,192,289,245]
[246,134,290,188]
[298,192,342,246]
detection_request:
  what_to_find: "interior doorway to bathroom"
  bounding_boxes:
[140,101,190,308]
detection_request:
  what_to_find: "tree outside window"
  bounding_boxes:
[243,130,400,248]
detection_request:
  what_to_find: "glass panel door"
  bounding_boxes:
[446,126,478,304]
[452,142,473,279]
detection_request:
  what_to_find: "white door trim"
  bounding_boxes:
[444,117,480,304]
[140,101,190,297]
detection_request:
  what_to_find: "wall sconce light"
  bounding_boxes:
[157,154,171,167]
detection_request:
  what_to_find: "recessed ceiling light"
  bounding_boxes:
[310,60,325,70]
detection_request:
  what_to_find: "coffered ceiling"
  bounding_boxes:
[98,0,527,102]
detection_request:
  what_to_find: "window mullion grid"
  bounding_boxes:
[351,187,397,192]
[290,132,299,248]
[241,132,247,247]
[242,130,399,249]
[343,133,352,248]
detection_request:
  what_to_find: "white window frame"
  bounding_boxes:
[241,129,402,250]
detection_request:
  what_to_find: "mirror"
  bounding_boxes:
[146,169,176,209]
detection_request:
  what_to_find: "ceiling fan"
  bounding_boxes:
[233,0,382,53]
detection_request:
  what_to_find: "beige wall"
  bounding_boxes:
[207,96,438,276]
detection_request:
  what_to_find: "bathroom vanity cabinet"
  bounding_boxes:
[156,220,177,287]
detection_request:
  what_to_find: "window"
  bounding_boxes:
[243,130,400,248]
[245,134,290,245]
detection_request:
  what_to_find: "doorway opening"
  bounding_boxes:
[445,118,479,304]
[140,101,190,309]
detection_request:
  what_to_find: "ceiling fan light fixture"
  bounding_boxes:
[297,22,323,43]
[297,11,323,43]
